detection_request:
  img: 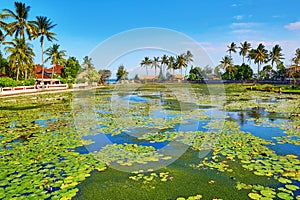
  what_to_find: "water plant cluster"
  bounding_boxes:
[0,84,300,199]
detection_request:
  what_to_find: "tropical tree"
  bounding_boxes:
[167,56,175,74]
[98,69,111,85]
[176,54,187,75]
[31,16,57,81]
[252,43,269,78]
[4,38,35,81]
[188,66,203,81]
[116,65,128,81]
[82,56,94,72]
[184,50,193,76]
[219,55,234,79]
[269,44,284,68]
[152,57,160,75]
[239,41,251,64]
[2,2,35,39]
[292,48,300,65]
[227,42,237,58]
[287,65,300,86]
[140,57,151,75]
[259,65,274,80]
[160,54,168,75]
[45,44,66,79]
[61,57,81,79]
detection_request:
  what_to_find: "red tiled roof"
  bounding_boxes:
[45,65,64,74]
[35,65,64,74]
[35,65,42,73]
[36,74,51,79]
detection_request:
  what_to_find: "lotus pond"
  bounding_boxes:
[1,84,300,200]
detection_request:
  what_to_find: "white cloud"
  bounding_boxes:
[230,22,262,29]
[231,3,237,7]
[284,21,300,30]
[231,29,253,34]
[233,15,243,20]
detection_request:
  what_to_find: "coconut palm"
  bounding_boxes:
[160,54,168,75]
[140,56,151,75]
[2,2,35,39]
[219,55,234,79]
[167,56,175,74]
[252,43,269,78]
[4,38,35,81]
[152,57,160,75]
[176,54,187,75]
[227,42,237,58]
[287,65,300,86]
[239,41,251,64]
[31,16,57,81]
[83,56,94,72]
[269,44,284,68]
[292,48,300,65]
[184,50,193,76]
[45,44,66,79]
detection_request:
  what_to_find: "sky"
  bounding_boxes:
[1,0,300,78]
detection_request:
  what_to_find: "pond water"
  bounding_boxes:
[0,84,300,200]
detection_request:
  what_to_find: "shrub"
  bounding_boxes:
[0,77,18,88]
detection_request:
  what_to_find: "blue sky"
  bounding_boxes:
[1,0,300,77]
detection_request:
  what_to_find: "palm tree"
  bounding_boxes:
[160,54,169,75]
[45,44,66,79]
[31,16,57,81]
[292,48,300,65]
[184,50,193,76]
[4,38,35,81]
[287,65,300,86]
[252,43,269,78]
[176,54,187,75]
[140,57,151,75]
[2,2,35,39]
[269,44,284,68]
[83,56,94,72]
[239,41,251,64]
[167,56,175,74]
[152,57,160,75]
[227,42,237,58]
[219,55,234,79]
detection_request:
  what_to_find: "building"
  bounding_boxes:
[35,64,64,79]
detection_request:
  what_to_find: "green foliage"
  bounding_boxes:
[87,69,100,84]
[116,65,128,81]
[98,69,111,84]
[0,77,18,87]
[222,64,253,80]
[0,77,37,88]
[62,57,81,79]
[17,78,36,86]
[188,67,203,80]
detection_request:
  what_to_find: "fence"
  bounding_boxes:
[0,84,68,96]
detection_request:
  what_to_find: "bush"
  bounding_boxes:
[58,78,67,84]
[16,79,36,86]
[0,77,18,87]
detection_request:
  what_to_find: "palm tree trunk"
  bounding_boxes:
[16,66,20,81]
[146,66,148,75]
[257,63,260,79]
[52,64,55,79]
[41,41,45,81]
[242,56,245,64]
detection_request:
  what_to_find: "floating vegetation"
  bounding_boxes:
[94,143,171,166]
[1,84,300,200]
